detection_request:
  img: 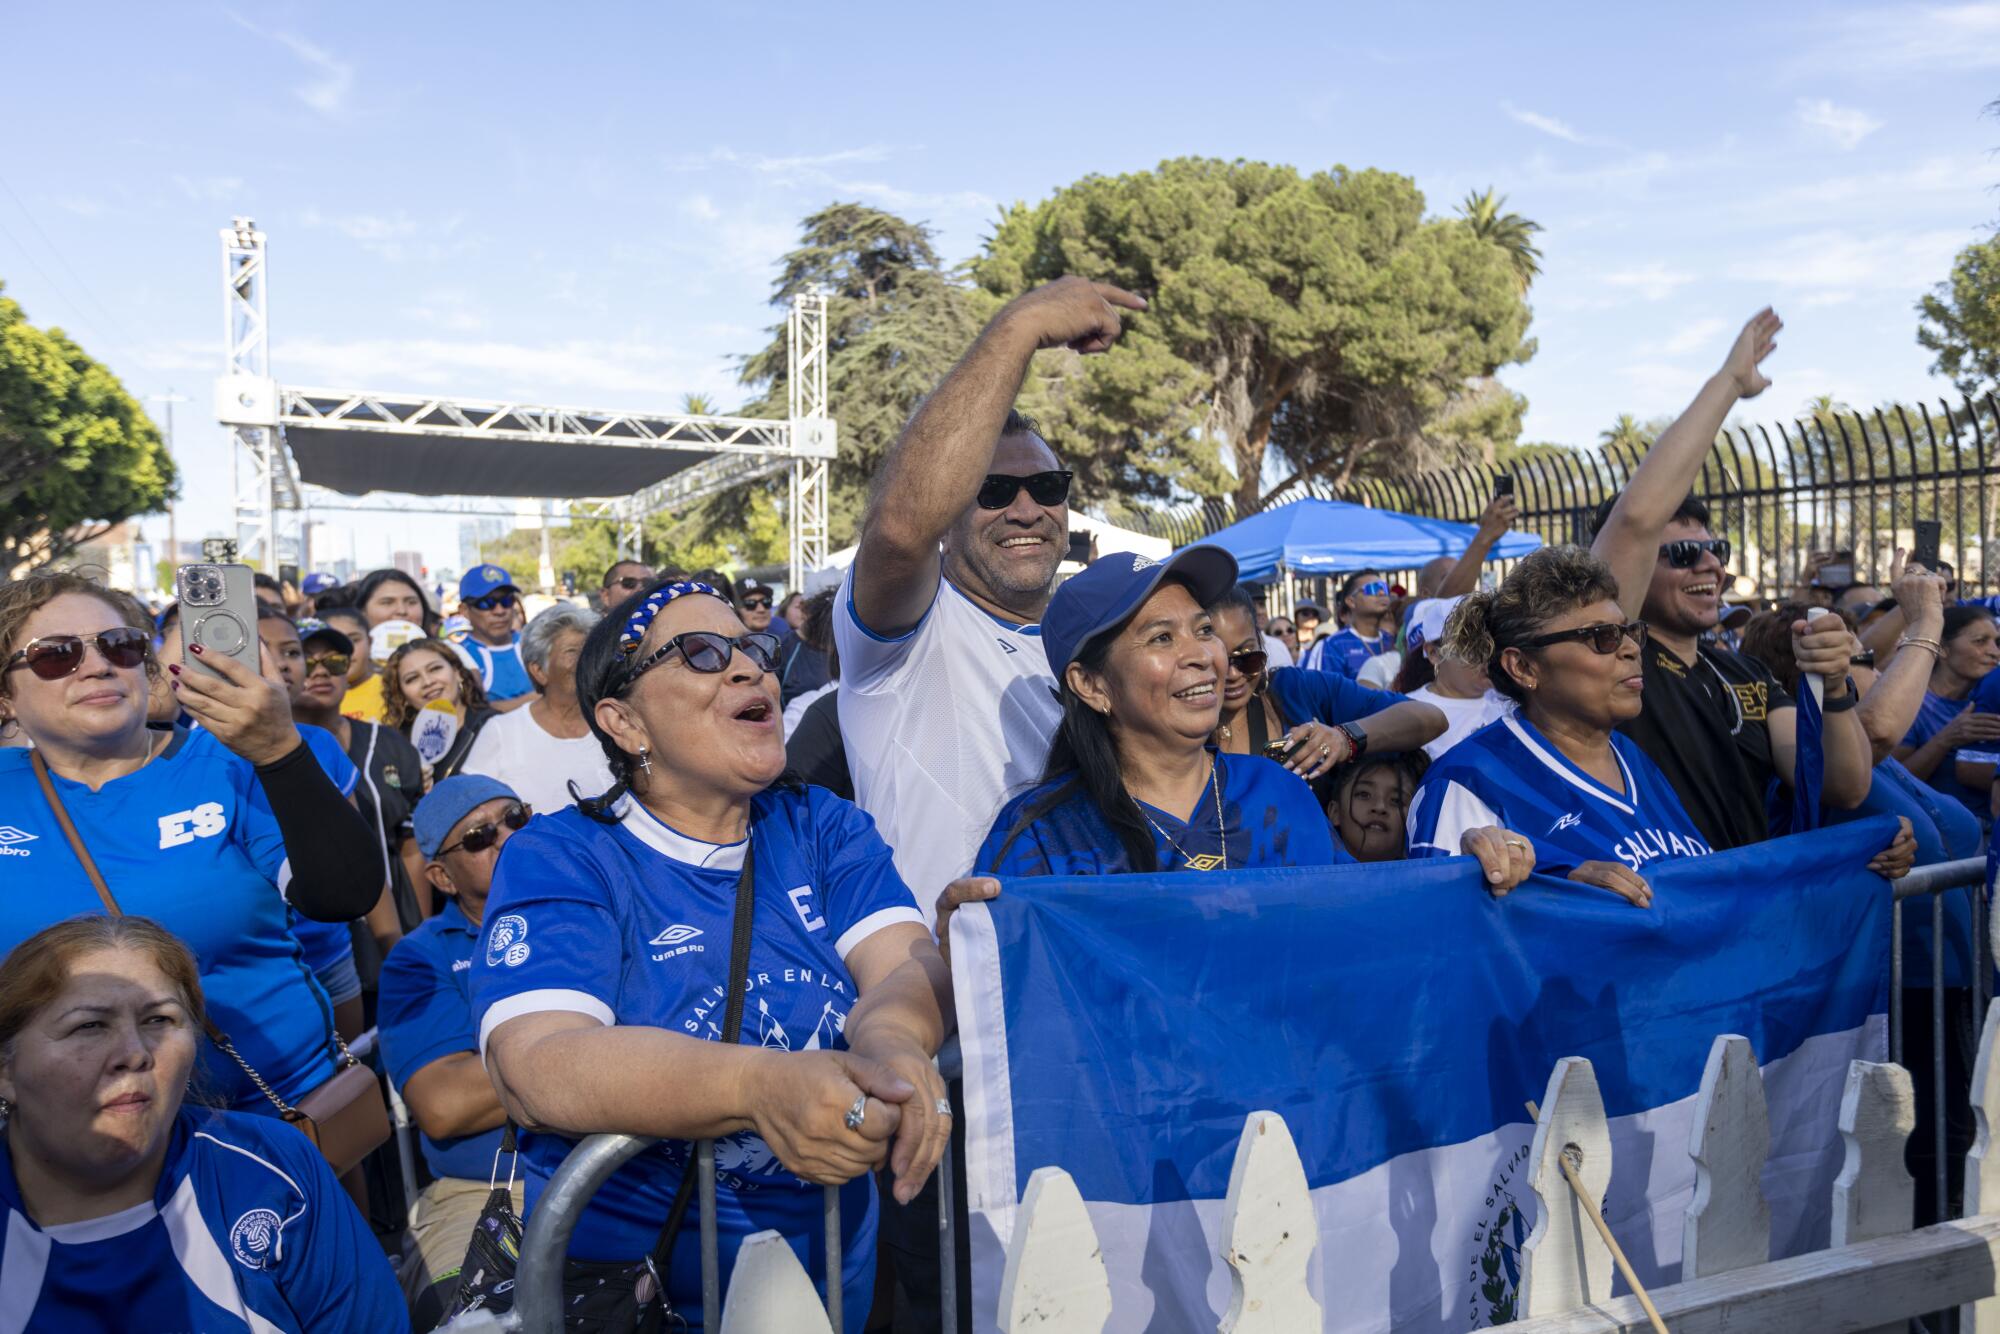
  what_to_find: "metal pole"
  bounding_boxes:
[937,1134,958,1334]
[514,1133,654,1333]
[1892,897,1904,1067]
[824,1184,844,1334]
[1936,889,1948,1220]
[699,1139,720,1330]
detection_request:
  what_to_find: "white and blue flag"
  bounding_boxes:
[952,819,1894,1332]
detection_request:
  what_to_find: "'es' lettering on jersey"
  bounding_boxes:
[158,802,227,849]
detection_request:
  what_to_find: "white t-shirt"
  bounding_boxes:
[783,681,837,740]
[834,571,1061,919]
[459,701,616,815]
[1260,633,1294,668]
[1405,684,1515,760]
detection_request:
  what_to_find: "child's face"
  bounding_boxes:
[1332,765,1411,862]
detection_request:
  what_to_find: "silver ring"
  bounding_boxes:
[844,1094,867,1131]
[934,1098,953,1118]
[1506,837,1528,850]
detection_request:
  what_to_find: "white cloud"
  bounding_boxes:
[226,13,354,117]
[1727,228,1970,292]
[1501,102,1617,148]
[1802,2,2000,73]
[54,196,105,217]
[1600,262,1697,300]
[172,174,245,202]
[1794,98,1883,150]
[1660,317,1728,357]
[298,209,464,262]
[680,195,721,221]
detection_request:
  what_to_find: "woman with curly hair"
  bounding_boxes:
[381,637,494,783]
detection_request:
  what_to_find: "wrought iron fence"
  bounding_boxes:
[1113,393,2000,604]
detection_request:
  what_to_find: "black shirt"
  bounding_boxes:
[785,689,852,800]
[343,720,424,932]
[1617,639,1794,852]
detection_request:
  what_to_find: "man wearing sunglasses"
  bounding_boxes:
[452,564,534,708]
[379,774,531,1297]
[596,560,656,614]
[734,577,777,634]
[1590,309,1875,851]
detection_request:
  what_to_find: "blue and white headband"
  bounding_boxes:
[618,580,726,655]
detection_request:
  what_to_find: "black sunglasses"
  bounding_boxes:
[1523,620,1649,655]
[740,597,772,611]
[438,803,532,857]
[1659,538,1730,569]
[608,576,649,591]
[976,470,1073,510]
[1228,648,1269,675]
[467,593,517,612]
[5,627,151,681]
[624,630,783,684]
[302,651,352,676]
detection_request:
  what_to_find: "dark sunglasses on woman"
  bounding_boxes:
[467,593,517,612]
[1228,648,1269,675]
[976,470,1073,510]
[1524,621,1649,654]
[626,630,783,682]
[1659,538,1730,569]
[438,802,532,856]
[302,651,352,677]
[4,627,152,681]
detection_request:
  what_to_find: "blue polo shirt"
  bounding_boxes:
[1408,714,1711,875]
[976,750,1346,876]
[469,786,925,1332]
[454,633,533,703]
[0,730,338,1108]
[379,898,500,1182]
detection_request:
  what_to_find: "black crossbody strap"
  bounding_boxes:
[648,837,756,1272]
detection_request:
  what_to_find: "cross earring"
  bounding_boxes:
[637,747,653,775]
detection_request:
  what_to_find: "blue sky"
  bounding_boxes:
[4,1,1997,577]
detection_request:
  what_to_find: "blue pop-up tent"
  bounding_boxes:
[1190,497,1542,584]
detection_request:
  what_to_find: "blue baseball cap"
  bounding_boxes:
[415,774,522,859]
[301,572,339,596]
[1041,546,1239,681]
[460,563,518,599]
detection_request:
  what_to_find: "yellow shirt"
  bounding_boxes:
[341,673,387,723]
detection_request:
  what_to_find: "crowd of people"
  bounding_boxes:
[0,274,1984,1331]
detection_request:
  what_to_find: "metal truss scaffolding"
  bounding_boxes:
[213,218,835,586]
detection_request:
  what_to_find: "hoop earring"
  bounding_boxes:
[0,716,16,741]
[637,747,653,775]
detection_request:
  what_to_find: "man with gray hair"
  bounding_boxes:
[460,603,613,814]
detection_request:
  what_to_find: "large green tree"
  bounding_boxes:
[1,285,176,571]
[734,202,990,546]
[975,158,1536,519]
[1917,231,2000,400]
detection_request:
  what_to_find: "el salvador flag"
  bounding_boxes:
[951,819,1894,1332]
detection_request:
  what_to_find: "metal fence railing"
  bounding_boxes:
[1108,393,2000,606]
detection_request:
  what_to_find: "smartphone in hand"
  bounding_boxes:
[175,563,260,679]
[1495,474,1515,498]
[1913,520,1942,574]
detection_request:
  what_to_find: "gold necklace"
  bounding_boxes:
[1140,757,1228,872]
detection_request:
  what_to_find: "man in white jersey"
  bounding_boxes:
[836,276,1146,922]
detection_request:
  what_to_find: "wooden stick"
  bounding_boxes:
[1526,1100,1671,1334]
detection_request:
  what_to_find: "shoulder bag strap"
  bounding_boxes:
[30,750,330,1119]
[648,838,756,1273]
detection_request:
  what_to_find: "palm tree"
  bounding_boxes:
[1598,414,1651,453]
[681,392,717,416]
[1459,188,1545,292]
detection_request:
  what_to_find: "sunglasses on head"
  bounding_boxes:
[302,651,352,676]
[976,470,1073,510]
[1659,538,1730,569]
[624,630,783,684]
[467,593,517,612]
[740,597,772,611]
[438,802,532,857]
[1524,620,1649,655]
[1228,648,1269,675]
[5,627,151,681]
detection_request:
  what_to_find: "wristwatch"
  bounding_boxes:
[1336,721,1368,759]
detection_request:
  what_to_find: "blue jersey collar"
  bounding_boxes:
[614,794,748,871]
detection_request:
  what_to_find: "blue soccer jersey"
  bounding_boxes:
[976,750,1347,876]
[0,731,339,1108]
[469,785,925,1329]
[1901,689,1987,815]
[1407,714,1712,875]
[0,1105,407,1333]
[379,898,502,1182]
[1266,664,1402,729]
[1316,626,1392,677]
[454,632,534,702]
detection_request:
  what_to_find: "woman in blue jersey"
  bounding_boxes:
[0,915,405,1332]
[0,573,381,1113]
[1208,585,1445,786]
[471,579,951,1331]
[1406,545,1704,906]
[971,547,1345,884]
[1893,604,2000,817]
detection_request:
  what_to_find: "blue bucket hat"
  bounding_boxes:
[415,774,522,859]
[460,563,517,599]
[1041,546,1239,681]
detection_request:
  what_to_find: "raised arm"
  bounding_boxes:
[1437,493,1518,600]
[1591,310,1782,619]
[851,277,1146,636]
[1858,553,1947,763]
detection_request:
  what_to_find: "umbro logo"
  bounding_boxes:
[0,826,34,859]
[1549,812,1583,834]
[650,925,703,947]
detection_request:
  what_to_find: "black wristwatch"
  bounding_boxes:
[1337,720,1369,759]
